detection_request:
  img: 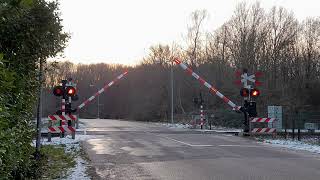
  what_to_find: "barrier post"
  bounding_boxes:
[250,118,277,135]
[76,114,79,129]
[48,120,52,142]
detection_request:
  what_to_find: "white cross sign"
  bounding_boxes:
[241,73,256,88]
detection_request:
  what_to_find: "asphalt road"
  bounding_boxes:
[81,119,320,180]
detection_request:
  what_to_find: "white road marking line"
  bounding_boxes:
[160,136,194,146]
[190,144,214,147]
[157,135,214,147]
[218,145,260,147]
[145,131,258,148]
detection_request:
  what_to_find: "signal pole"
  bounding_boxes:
[237,68,261,132]
[60,80,67,138]
[97,94,100,119]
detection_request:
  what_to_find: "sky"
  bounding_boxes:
[56,0,320,65]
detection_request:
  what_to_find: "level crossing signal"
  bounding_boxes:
[53,86,63,96]
[250,88,260,97]
[66,86,76,96]
[240,88,260,97]
[240,88,249,97]
[53,79,78,115]
[53,85,77,97]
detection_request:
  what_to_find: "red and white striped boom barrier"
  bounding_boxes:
[173,58,241,111]
[77,71,128,110]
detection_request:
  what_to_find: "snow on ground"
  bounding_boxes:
[195,129,242,133]
[67,156,90,180]
[161,123,242,132]
[263,139,320,154]
[162,123,192,129]
[34,134,102,180]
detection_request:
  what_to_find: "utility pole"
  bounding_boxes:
[97,94,100,119]
[170,61,174,124]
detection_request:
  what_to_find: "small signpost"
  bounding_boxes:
[268,106,282,130]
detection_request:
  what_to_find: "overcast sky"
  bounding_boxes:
[57,0,319,65]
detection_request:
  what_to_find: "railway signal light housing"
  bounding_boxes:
[53,86,63,96]
[250,88,260,97]
[240,88,249,97]
[53,86,77,97]
[66,86,76,96]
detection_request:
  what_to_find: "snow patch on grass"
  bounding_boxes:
[263,139,320,154]
[67,156,90,180]
[162,123,192,129]
[34,135,102,180]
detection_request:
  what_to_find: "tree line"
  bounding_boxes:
[43,2,320,125]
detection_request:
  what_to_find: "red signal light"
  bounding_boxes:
[66,87,76,96]
[250,88,260,97]
[240,88,249,97]
[53,86,63,96]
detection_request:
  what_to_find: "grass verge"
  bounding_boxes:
[37,145,76,179]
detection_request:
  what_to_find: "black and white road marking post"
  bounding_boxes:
[200,105,204,129]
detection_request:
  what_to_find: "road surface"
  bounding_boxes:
[80,119,320,180]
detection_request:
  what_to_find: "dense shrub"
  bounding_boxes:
[0,0,68,178]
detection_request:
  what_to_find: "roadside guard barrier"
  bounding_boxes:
[250,117,277,134]
[47,114,77,141]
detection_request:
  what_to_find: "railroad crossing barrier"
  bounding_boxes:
[250,117,277,136]
[47,114,77,141]
[77,71,128,110]
[174,58,241,111]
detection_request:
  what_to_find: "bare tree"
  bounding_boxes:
[186,9,208,67]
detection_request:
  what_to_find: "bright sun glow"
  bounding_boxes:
[57,0,320,65]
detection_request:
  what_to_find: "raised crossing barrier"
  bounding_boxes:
[173,58,241,111]
[77,71,128,110]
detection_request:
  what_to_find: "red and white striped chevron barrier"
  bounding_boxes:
[48,126,76,133]
[173,58,241,111]
[77,71,128,110]
[252,128,276,133]
[251,118,276,123]
[48,114,77,121]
